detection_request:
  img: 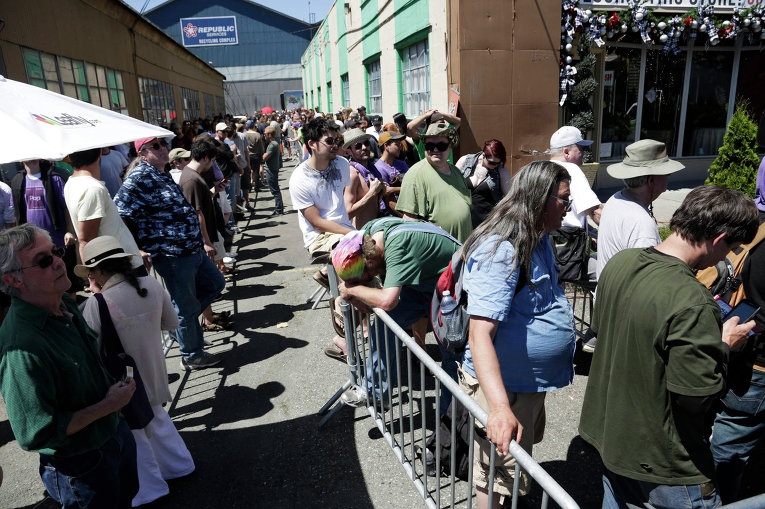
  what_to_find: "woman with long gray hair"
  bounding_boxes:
[458,160,576,509]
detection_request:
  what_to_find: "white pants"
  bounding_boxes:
[131,405,195,507]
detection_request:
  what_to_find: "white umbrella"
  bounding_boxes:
[0,75,173,164]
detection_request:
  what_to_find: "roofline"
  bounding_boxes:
[144,0,321,28]
[116,0,226,80]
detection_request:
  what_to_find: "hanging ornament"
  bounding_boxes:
[657,21,667,30]
[744,18,751,27]
[565,43,573,52]
[565,56,573,64]
[691,20,699,30]
[674,29,681,38]
[700,24,708,33]
[621,24,628,33]
[607,30,614,38]
[754,20,762,32]
[635,11,644,21]
[659,34,668,43]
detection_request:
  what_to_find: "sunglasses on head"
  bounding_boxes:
[424,141,450,153]
[353,140,371,150]
[11,246,66,273]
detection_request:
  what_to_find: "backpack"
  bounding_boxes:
[430,247,526,353]
[697,222,765,306]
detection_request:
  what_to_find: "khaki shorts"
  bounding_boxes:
[308,232,345,256]
[458,366,546,498]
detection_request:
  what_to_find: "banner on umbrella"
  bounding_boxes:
[180,16,238,47]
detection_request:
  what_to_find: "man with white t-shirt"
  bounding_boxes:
[288,118,353,257]
[549,126,602,281]
[64,148,148,275]
[597,140,685,279]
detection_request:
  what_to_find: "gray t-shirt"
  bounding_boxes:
[265,141,280,172]
[596,190,660,279]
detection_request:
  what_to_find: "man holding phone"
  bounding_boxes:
[579,186,760,509]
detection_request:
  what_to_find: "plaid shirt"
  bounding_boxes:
[115,161,202,258]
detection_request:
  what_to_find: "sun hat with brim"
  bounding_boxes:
[378,131,405,147]
[606,139,685,180]
[168,148,191,162]
[342,128,374,149]
[422,121,453,138]
[74,236,135,278]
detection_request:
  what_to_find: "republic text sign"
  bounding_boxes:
[180,16,238,47]
[581,0,765,12]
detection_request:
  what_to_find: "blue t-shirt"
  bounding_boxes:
[461,234,575,392]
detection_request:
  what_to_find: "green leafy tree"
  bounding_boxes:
[706,102,760,198]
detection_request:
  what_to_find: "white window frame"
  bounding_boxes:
[401,39,430,117]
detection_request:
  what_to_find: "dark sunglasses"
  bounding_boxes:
[16,247,65,272]
[550,195,572,211]
[321,137,340,146]
[353,140,371,150]
[424,141,450,152]
[145,142,167,151]
[484,157,502,167]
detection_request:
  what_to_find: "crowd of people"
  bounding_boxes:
[0,100,764,509]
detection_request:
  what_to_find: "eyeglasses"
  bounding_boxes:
[353,140,371,150]
[424,141,450,153]
[13,247,66,273]
[484,158,502,167]
[321,137,340,147]
[144,142,167,151]
[549,195,572,211]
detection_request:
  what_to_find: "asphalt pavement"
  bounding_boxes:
[0,165,716,509]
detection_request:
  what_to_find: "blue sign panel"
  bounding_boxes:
[180,16,238,47]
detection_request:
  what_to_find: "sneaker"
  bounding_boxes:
[312,270,330,290]
[225,252,238,258]
[180,351,222,370]
[223,256,236,264]
[340,385,368,408]
[230,226,242,234]
[582,331,597,353]
[245,204,255,212]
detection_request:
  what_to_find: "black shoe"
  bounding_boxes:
[268,209,284,218]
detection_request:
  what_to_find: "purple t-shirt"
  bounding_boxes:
[24,174,67,247]
[374,158,409,185]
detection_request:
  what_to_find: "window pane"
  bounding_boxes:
[89,86,101,106]
[62,84,77,98]
[96,66,107,88]
[118,91,126,108]
[30,79,45,88]
[107,70,116,90]
[735,51,765,148]
[41,53,58,83]
[682,51,733,156]
[116,72,124,90]
[23,49,43,80]
[601,48,641,160]
[46,81,61,94]
[57,57,74,84]
[78,86,89,102]
[86,63,97,88]
[73,61,87,85]
[640,49,685,157]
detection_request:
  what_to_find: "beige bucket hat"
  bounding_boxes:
[607,139,685,179]
[74,236,135,277]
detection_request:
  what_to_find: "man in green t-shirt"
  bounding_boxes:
[335,218,460,407]
[396,121,473,242]
[0,224,138,507]
[579,186,759,508]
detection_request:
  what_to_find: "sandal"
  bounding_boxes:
[202,322,226,332]
[212,311,232,321]
[328,297,345,336]
[323,346,347,364]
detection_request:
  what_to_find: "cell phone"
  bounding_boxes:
[726,300,760,325]
[123,366,134,384]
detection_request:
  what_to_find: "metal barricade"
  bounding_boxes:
[318,296,579,509]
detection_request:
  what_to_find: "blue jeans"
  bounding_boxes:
[40,419,138,508]
[226,172,241,226]
[363,284,458,402]
[152,250,225,360]
[711,368,765,503]
[602,469,720,509]
[265,166,283,212]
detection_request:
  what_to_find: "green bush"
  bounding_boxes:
[706,102,760,198]
[658,225,671,241]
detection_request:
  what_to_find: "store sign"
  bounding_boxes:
[180,16,238,47]
[581,0,765,13]
[604,70,615,87]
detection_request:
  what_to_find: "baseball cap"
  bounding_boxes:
[550,126,594,150]
[246,120,253,128]
[168,148,191,162]
[215,122,228,132]
[378,131,405,147]
[134,137,158,152]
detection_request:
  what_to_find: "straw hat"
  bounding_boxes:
[607,139,685,179]
[342,128,374,150]
[74,236,135,277]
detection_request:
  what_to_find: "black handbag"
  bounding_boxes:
[549,226,589,282]
[94,293,154,430]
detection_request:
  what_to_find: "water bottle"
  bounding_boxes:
[440,290,461,344]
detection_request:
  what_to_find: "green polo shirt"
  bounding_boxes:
[0,294,118,457]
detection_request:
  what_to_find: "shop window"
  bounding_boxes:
[22,48,126,114]
[735,51,765,142]
[181,87,201,121]
[341,74,350,108]
[601,48,641,160]
[682,52,733,157]
[640,50,686,157]
[139,77,176,126]
[401,39,430,117]
[366,59,382,114]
